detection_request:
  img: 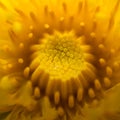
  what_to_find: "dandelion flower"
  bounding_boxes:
[0,0,120,120]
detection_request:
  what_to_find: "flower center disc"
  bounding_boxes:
[31,31,94,81]
[30,31,96,103]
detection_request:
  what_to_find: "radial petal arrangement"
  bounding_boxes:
[0,0,120,120]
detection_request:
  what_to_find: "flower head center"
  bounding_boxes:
[31,31,91,81]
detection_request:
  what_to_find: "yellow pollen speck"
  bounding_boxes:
[18,58,24,64]
[80,22,85,27]
[28,33,33,38]
[19,43,24,49]
[44,24,50,29]
[99,58,106,67]
[90,32,96,38]
[98,44,105,50]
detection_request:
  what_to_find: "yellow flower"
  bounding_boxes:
[0,0,120,120]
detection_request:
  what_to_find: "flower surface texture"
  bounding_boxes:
[0,0,120,120]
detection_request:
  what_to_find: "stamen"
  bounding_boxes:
[104,77,111,88]
[34,87,41,98]
[88,88,95,98]
[18,58,24,64]
[58,106,64,117]
[77,88,83,102]
[99,58,106,67]
[106,66,113,77]
[24,67,30,78]
[54,91,60,105]
[94,79,102,90]
[68,95,74,108]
